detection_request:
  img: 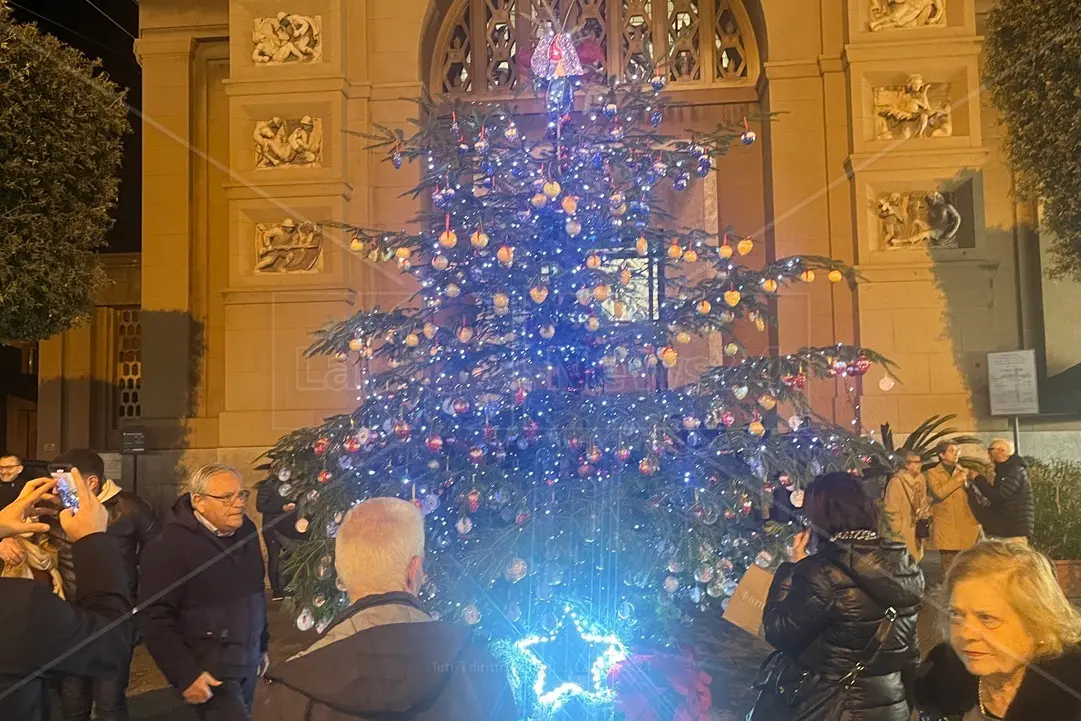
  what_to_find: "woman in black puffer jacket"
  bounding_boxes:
[762,472,925,721]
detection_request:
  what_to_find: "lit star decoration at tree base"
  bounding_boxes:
[500,606,627,717]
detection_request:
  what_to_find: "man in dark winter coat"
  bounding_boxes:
[0,472,133,721]
[138,464,269,721]
[252,497,516,721]
[254,477,300,601]
[971,439,1034,543]
[49,448,160,721]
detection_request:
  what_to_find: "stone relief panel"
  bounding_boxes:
[877,191,962,250]
[869,0,945,32]
[874,75,953,140]
[254,116,324,168]
[255,218,323,273]
[252,14,322,65]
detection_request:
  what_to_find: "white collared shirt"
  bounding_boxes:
[193,510,236,538]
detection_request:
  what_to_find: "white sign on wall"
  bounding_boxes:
[100,453,123,482]
[987,350,1040,416]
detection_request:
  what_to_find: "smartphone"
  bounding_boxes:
[50,464,80,511]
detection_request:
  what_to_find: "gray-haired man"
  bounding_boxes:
[138,464,269,721]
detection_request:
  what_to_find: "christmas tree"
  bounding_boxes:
[264,27,892,719]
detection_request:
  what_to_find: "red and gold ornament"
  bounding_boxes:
[425,435,444,452]
[314,437,330,456]
[392,420,412,440]
[318,470,333,484]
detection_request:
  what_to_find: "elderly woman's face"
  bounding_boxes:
[949,575,1037,677]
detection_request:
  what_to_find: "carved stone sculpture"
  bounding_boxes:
[877,191,962,249]
[869,0,945,32]
[255,218,322,272]
[252,13,322,65]
[874,74,953,140]
[254,116,323,168]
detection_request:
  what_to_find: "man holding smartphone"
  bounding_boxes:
[0,470,133,721]
[48,449,160,721]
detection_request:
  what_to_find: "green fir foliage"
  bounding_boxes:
[1030,457,1081,560]
[0,2,129,342]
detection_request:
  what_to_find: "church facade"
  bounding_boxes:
[32,0,1081,506]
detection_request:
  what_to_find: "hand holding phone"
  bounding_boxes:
[51,466,80,512]
[56,468,108,542]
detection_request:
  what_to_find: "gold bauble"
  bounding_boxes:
[438,230,458,248]
[635,236,649,256]
[676,331,692,345]
[529,286,550,304]
[620,267,633,285]
[446,283,461,298]
[349,237,366,253]
[432,254,449,271]
[586,253,603,270]
[667,243,683,261]
[493,293,510,309]
[423,323,438,339]
[585,316,600,332]
[683,248,699,263]
[531,193,548,209]
[724,290,742,307]
[737,238,754,256]
[658,346,679,368]
[395,246,411,260]
[497,246,514,266]
[612,301,625,319]
[543,180,562,198]
[761,278,779,293]
[562,196,578,214]
[828,269,844,283]
[540,324,556,339]
[758,394,777,410]
[405,333,420,347]
[471,230,490,249]
[566,219,582,237]
[748,421,766,437]
[576,287,593,306]
[593,284,611,302]
[724,342,739,356]
[348,338,365,352]
[800,270,816,283]
[719,243,734,260]
[697,299,712,315]
[457,326,474,343]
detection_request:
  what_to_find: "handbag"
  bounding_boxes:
[899,477,931,540]
[747,606,898,721]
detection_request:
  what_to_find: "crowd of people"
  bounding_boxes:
[0,438,1075,721]
[0,452,515,721]
[754,439,1075,721]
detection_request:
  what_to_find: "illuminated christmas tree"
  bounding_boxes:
[264,28,891,718]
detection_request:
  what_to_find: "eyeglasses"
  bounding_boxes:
[0,465,20,471]
[199,490,251,504]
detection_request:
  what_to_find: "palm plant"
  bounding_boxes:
[867,414,983,479]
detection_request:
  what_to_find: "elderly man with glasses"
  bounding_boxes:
[138,464,269,721]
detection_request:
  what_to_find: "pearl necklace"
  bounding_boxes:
[978,678,1005,719]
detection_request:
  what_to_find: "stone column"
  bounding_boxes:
[219,1,368,450]
[844,0,989,432]
[759,0,858,425]
[133,34,198,445]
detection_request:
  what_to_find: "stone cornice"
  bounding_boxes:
[220,287,357,306]
[844,36,984,64]
[846,147,990,174]
[222,179,355,202]
[762,59,822,80]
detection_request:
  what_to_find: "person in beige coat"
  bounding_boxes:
[883,451,931,561]
[925,441,980,571]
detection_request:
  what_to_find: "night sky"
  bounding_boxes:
[9,0,142,253]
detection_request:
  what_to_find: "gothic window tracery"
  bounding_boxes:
[432,0,757,96]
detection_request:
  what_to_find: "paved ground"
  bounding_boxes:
[70,553,949,720]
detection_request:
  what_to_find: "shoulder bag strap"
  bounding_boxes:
[896,476,919,517]
[837,607,898,689]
